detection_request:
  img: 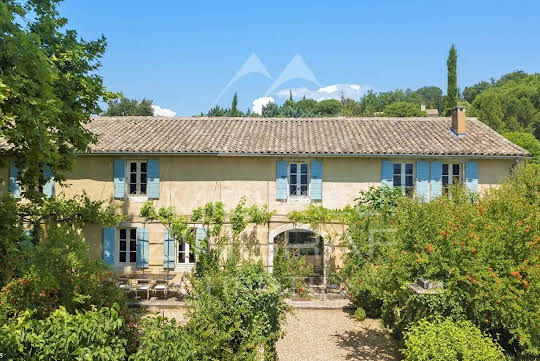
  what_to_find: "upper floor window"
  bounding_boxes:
[128,161,147,196]
[289,162,309,197]
[119,228,137,264]
[442,163,462,191]
[393,162,414,196]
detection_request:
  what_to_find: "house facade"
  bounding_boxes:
[1,107,530,281]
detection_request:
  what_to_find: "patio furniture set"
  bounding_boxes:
[115,275,187,300]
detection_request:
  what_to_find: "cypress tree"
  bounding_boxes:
[446,45,458,114]
[231,92,238,116]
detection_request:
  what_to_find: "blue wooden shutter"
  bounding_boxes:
[430,161,442,199]
[147,159,160,199]
[195,227,207,254]
[416,161,429,200]
[163,228,175,269]
[381,161,393,187]
[102,227,115,266]
[310,160,322,200]
[43,164,55,198]
[465,161,479,193]
[114,160,126,199]
[276,160,288,200]
[9,161,21,198]
[136,227,149,268]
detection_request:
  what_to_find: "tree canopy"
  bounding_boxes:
[0,0,112,202]
[102,96,153,116]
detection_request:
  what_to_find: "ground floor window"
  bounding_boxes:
[442,163,462,192]
[178,228,196,265]
[119,228,137,264]
[393,162,415,195]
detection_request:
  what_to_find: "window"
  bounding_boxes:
[128,161,147,196]
[393,162,414,196]
[289,163,309,197]
[178,229,196,265]
[119,228,137,264]
[442,163,462,192]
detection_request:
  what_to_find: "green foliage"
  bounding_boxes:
[445,44,458,114]
[0,305,132,361]
[0,0,113,202]
[230,92,240,116]
[261,102,280,117]
[383,101,426,117]
[130,316,194,361]
[103,96,154,116]
[402,317,506,361]
[469,73,540,138]
[272,236,313,294]
[0,196,26,285]
[186,261,287,361]
[463,81,491,103]
[355,186,404,211]
[504,132,540,163]
[354,307,366,321]
[344,166,540,356]
[0,225,126,323]
[315,99,343,116]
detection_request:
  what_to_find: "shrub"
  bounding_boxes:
[272,236,313,294]
[402,317,506,361]
[130,316,194,361]
[354,307,366,321]
[186,261,287,360]
[0,226,126,322]
[344,165,540,356]
[0,305,131,361]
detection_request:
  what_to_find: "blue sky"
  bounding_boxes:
[59,0,540,116]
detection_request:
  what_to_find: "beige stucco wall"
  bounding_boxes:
[0,155,519,278]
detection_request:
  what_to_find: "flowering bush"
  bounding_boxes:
[343,166,540,356]
[402,317,505,361]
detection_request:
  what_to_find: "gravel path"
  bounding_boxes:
[276,309,401,361]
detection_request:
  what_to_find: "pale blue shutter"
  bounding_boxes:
[430,161,442,199]
[195,227,207,254]
[465,161,479,193]
[114,160,126,199]
[102,227,115,266]
[163,228,175,269]
[147,159,160,199]
[43,164,55,198]
[9,161,21,198]
[276,160,288,200]
[310,160,322,200]
[136,227,149,268]
[381,161,393,187]
[416,161,429,200]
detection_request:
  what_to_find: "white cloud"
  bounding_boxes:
[152,104,176,117]
[252,96,274,115]
[275,83,371,102]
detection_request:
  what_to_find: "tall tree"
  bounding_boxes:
[103,96,153,116]
[0,0,113,202]
[445,44,458,114]
[230,92,238,116]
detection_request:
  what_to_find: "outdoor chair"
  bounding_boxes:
[153,279,169,299]
[135,279,152,300]
[116,277,133,296]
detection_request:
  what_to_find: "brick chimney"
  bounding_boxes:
[451,106,466,136]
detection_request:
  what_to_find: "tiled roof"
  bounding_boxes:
[84,116,529,157]
[0,116,505,158]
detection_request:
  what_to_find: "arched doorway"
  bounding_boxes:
[273,228,324,284]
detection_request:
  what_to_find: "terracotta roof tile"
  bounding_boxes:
[74,116,530,157]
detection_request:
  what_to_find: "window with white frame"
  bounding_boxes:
[128,161,147,196]
[289,162,309,197]
[393,162,415,196]
[178,228,196,265]
[118,228,137,264]
[442,163,462,192]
